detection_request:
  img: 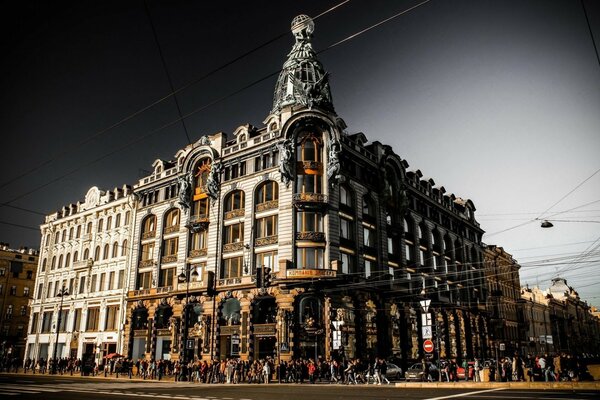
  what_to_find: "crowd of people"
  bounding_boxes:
[2,352,596,384]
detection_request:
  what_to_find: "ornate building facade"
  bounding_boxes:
[484,245,527,356]
[26,186,134,366]
[122,15,490,367]
[0,244,38,362]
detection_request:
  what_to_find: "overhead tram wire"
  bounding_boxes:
[143,0,192,145]
[0,0,352,193]
[0,221,41,231]
[0,0,432,210]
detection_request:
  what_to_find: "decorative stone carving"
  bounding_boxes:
[278,138,294,187]
[206,162,222,200]
[199,136,211,146]
[177,172,192,209]
[327,139,341,187]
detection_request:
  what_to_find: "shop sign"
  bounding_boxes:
[287,269,336,278]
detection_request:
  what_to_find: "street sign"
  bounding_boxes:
[423,339,434,353]
[421,326,433,339]
[419,299,431,313]
[546,335,553,344]
[421,313,432,327]
[499,343,505,351]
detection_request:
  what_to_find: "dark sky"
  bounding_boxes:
[1,1,599,303]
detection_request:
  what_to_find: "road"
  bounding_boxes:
[0,374,598,400]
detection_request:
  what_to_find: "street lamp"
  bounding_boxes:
[52,286,69,374]
[178,265,199,364]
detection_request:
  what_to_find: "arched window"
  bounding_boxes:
[220,298,241,325]
[298,296,322,327]
[107,216,112,230]
[58,255,63,269]
[141,215,156,238]
[76,225,81,239]
[94,246,101,261]
[192,159,211,218]
[69,227,74,240]
[41,258,47,273]
[296,132,323,194]
[55,231,60,244]
[86,222,93,234]
[61,230,66,242]
[83,248,90,260]
[115,213,121,228]
[51,256,56,270]
[164,209,180,233]
[363,196,376,218]
[112,242,119,258]
[64,253,71,269]
[253,297,277,324]
[255,181,279,205]
[121,240,128,256]
[224,190,245,213]
[124,211,130,225]
[103,244,110,260]
[132,307,149,330]
[73,251,79,262]
[97,219,103,232]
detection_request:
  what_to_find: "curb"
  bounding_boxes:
[393,381,600,390]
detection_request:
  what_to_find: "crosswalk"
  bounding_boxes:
[0,381,254,399]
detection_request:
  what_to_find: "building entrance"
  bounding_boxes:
[256,336,276,361]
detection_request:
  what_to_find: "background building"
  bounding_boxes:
[0,244,38,364]
[520,285,555,355]
[484,245,527,356]
[26,186,133,367]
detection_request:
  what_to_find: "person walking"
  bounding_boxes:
[379,358,390,384]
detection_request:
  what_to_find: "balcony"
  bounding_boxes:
[161,255,177,264]
[256,200,279,213]
[189,248,207,258]
[223,242,244,253]
[187,215,209,232]
[297,161,323,174]
[82,233,92,242]
[142,230,156,240]
[295,232,325,242]
[73,259,93,270]
[293,193,328,209]
[224,209,245,220]
[157,286,172,294]
[255,235,278,247]
[138,259,156,269]
[164,225,180,235]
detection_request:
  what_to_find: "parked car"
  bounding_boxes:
[404,362,438,381]
[385,362,403,381]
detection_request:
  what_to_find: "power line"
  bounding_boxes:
[0,0,430,211]
[0,0,352,194]
[0,221,40,231]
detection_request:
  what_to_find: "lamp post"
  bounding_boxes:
[52,286,69,374]
[178,265,199,364]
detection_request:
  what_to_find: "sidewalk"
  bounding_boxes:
[393,381,600,390]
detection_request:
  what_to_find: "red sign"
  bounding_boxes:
[423,339,434,353]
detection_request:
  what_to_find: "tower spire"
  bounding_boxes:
[271,15,334,114]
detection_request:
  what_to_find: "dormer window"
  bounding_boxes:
[239,133,246,143]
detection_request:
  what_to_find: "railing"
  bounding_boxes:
[223,242,244,253]
[292,193,328,204]
[189,248,207,258]
[157,286,172,294]
[297,161,323,173]
[161,255,177,264]
[138,259,156,268]
[224,209,245,220]
[295,232,325,242]
[130,288,152,297]
[255,200,279,212]
[218,277,243,286]
[142,230,156,240]
[81,233,92,242]
[255,235,278,247]
[73,259,92,270]
[164,225,180,234]
[190,214,209,224]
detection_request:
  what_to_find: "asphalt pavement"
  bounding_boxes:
[0,373,598,400]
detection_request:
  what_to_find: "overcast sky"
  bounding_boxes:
[1,0,599,305]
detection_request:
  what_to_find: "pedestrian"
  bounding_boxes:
[262,360,271,384]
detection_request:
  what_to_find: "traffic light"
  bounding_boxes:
[263,267,272,287]
[256,266,263,288]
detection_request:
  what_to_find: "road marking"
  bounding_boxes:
[423,388,506,400]
[0,390,21,396]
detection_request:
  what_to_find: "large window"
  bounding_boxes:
[72,309,82,332]
[256,181,279,204]
[363,226,376,247]
[141,242,155,261]
[141,215,156,237]
[340,252,354,274]
[159,267,175,288]
[255,251,278,272]
[164,209,180,231]
[104,305,120,331]
[224,223,244,244]
[340,218,354,241]
[192,159,211,215]
[340,186,353,207]
[296,133,323,194]
[190,231,207,251]
[86,307,100,331]
[137,271,152,290]
[41,311,53,333]
[296,248,324,269]
[224,190,245,215]
[256,215,278,238]
[162,237,178,257]
[222,257,242,279]
[296,212,323,232]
